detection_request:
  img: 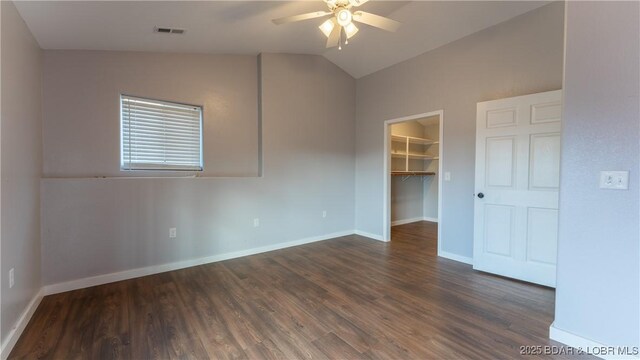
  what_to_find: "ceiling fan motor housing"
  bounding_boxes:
[326,0,363,10]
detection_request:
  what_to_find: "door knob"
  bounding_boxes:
[477,192,484,199]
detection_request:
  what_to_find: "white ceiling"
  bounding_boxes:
[418,115,440,127]
[14,1,550,78]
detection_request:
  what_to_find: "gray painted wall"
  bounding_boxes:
[354,2,564,257]
[42,51,259,178]
[422,124,439,220]
[1,0,42,346]
[40,53,356,285]
[554,1,640,347]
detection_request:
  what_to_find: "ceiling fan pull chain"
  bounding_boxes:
[342,26,349,46]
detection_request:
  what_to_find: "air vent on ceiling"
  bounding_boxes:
[154,27,186,35]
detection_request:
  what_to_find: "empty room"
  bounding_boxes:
[1,0,638,359]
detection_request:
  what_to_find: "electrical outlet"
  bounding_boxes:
[253,218,260,227]
[322,210,327,218]
[600,171,629,190]
[444,172,451,181]
[169,227,177,238]
[9,268,14,288]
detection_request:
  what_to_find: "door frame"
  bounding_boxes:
[382,110,444,250]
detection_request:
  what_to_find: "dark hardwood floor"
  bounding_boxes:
[11,221,583,359]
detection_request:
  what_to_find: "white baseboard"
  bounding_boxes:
[354,230,386,242]
[391,217,424,226]
[391,217,439,226]
[1,289,44,360]
[43,230,354,295]
[550,323,639,359]
[438,250,473,265]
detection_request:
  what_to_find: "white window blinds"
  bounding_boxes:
[121,95,203,171]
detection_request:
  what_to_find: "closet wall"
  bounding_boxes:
[390,122,425,223]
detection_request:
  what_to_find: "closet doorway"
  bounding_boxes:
[383,110,443,245]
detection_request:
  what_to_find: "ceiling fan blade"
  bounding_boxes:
[352,11,401,32]
[272,11,332,25]
[326,23,341,48]
[348,0,370,7]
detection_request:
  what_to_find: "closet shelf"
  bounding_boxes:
[391,152,439,160]
[391,171,436,176]
[391,134,439,145]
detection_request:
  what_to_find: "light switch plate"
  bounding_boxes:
[599,171,629,190]
[444,172,451,181]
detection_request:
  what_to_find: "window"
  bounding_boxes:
[121,95,203,171]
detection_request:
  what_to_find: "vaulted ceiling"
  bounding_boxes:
[14,1,549,78]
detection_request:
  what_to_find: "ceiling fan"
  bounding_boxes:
[272,0,401,49]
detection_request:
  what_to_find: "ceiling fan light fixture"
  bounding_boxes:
[336,9,352,27]
[344,22,359,39]
[272,0,399,48]
[319,18,335,37]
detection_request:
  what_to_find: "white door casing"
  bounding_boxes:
[473,90,562,287]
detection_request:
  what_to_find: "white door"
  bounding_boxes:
[473,90,562,287]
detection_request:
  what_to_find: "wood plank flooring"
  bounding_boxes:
[10,222,584,359]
